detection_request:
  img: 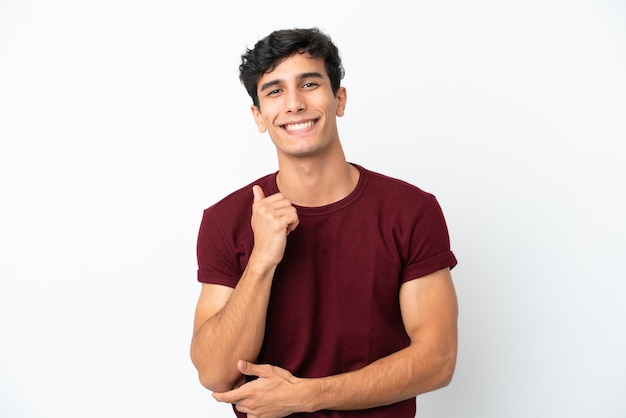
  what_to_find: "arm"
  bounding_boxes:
[190,186,299,393]
[312,267,458,409]
[213,267,458,417]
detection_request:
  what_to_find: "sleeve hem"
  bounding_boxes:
[197,270,238,288]
[400,251,457,283]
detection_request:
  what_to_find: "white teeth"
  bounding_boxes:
[284,121,314,131]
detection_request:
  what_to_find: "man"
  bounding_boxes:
[191,28,458,418]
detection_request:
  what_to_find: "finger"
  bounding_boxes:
[237,359,260,377]
[283,207,299,232]
[252,185,265,203]
[212,388,240,404]
[237,359,275,379]
[212,382,250,405]
[287,217,300,233]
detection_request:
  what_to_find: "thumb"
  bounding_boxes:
[237,359,259,377]
[252,185,265,203]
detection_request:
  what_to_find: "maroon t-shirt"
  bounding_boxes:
[196,164,457,417]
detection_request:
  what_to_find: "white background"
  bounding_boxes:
[1,1,625,417]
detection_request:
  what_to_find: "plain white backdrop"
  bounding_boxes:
[1,0,625,417]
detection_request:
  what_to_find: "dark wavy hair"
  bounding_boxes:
[239,28,345,107]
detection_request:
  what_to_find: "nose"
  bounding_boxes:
[285,90,305,113]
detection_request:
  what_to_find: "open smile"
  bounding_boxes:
[281,119,318,132]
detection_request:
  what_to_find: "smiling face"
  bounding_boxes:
[251,52,347,161]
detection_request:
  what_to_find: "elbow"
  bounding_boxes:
[194,359,243,392]
[191,349,239,393]
[192,355,243,393]
[417,341,457,392]
[197,371,236,393]
[432,326,458,390]
[438,359,456,388]
[435,349,457,389]
[195,365,243,393]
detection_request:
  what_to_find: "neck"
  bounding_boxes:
[276,152,359,207]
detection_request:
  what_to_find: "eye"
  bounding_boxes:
[303,82,319,89]
[267,88,281,96]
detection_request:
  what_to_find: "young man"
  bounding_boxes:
[191,28,458,417]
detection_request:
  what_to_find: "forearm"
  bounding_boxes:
[191,259,276,392]
[305,341,456,412]
[212,339,457,416]
[210,272,458,416]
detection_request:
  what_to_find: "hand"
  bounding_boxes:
[249,185,299,268]
[213,360,306,418]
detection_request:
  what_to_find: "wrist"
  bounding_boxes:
[297,377,324,413]
[245,251,279,278]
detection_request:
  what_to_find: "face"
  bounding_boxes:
[251,53,347,160]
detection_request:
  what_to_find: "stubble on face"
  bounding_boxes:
[252,53,346,160]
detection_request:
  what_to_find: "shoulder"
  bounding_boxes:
[356,164,438,208]
[202,173,276,221]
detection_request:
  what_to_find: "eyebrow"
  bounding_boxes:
[259,72,325,93]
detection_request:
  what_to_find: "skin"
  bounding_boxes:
[190,52,459,417]
[250,52,356,207]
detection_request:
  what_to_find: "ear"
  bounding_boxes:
[335,87,347,117]
[251,105,267,133]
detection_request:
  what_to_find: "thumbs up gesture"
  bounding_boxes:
[249,185,299,268]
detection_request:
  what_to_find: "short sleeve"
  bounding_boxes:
[401,195,457,282]
[196,209,242,288]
